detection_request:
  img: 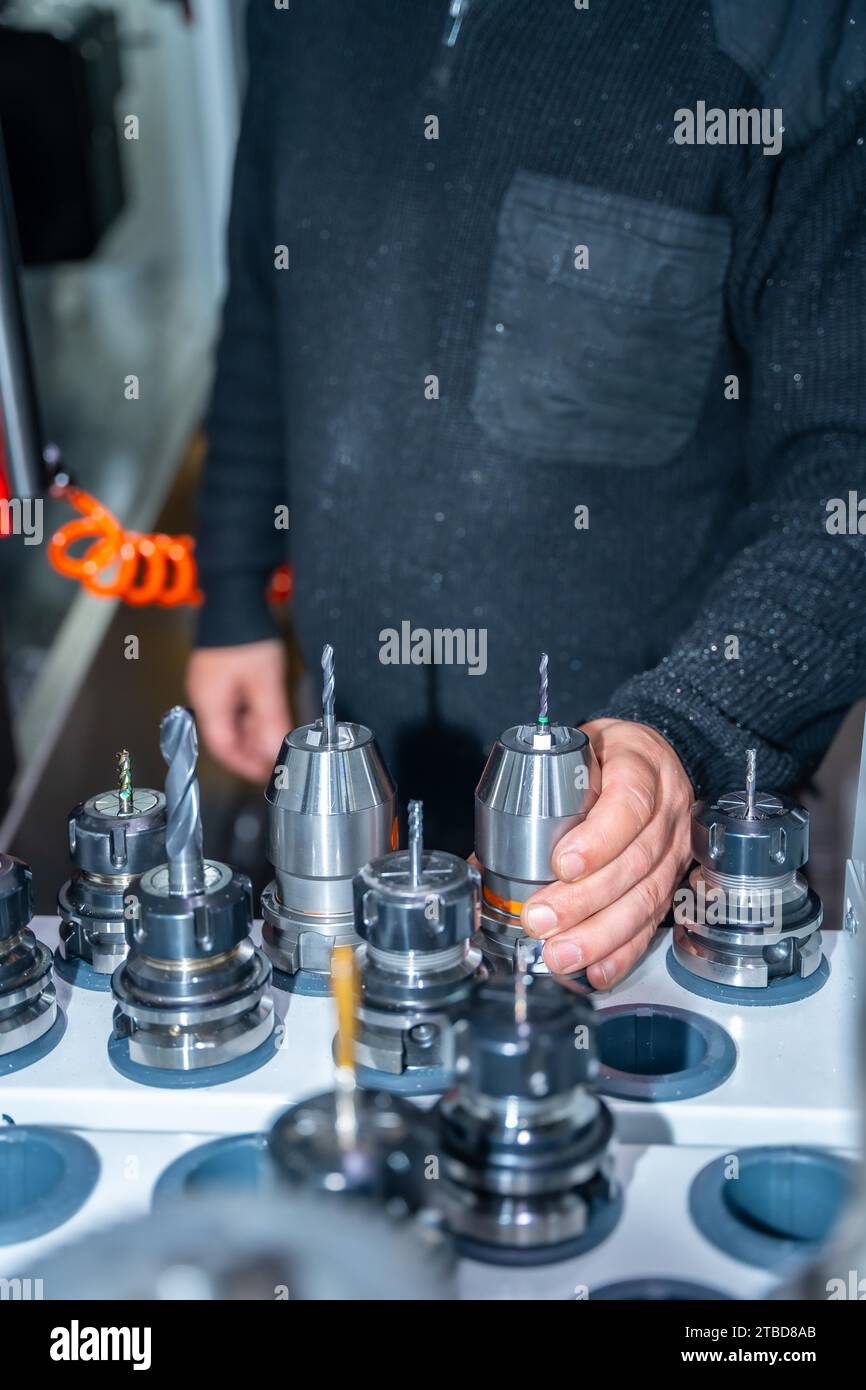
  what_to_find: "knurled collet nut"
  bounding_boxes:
[691,793,809,879]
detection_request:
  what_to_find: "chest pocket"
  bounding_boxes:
[471,174,732,467]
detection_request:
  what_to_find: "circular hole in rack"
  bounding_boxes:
[0,1126,100,1246]
[590,1278,732,1301]
[690,1146,853,1272]
[595,1004,736,1102]
[153,1134,275,1207]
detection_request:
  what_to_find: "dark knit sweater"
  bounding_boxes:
[196,0,866,847]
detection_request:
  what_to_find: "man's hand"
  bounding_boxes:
[186,639,292,784]
[521,718,693,988]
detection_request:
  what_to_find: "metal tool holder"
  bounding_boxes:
[669,749,826,1005]
[351,799,484,1093]
[0,852,58,1066]
[0,705,862,1300]
[474,653,599,973]
[57,751,166,989]
[110,707,275,1084]
[262,643,397,996]
[431,971,620,1265]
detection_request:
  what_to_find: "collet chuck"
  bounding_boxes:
[670,749,825,1001]
[475,653,600,972]
[0,853,57,1056]
[432,973,619,1264]
[58,750,166,979]
[111,707,274,1073]
[351,799,485,1091]
[262,643,397,993]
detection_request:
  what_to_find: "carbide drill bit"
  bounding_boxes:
[117,749,133,815]
[745,748,757,820]
[160,706,205,896]
[321,642,336,745]
[537,652,550,730]
[408,799,423,887]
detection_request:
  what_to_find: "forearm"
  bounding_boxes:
[195,421,287,648]
[597,437,866,795]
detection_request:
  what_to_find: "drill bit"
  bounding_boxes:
[745,748,757,820]
[321,643,336,745]
[537,651,550,731]
[160,706,205,896]
[116,749,133,815]
[408,799,423,887]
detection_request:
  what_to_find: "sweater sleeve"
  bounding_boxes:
[194,6,286,648]
[595,85,866,796]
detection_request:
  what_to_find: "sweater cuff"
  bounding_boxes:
[587,692,717,800]
[194,573,280,649]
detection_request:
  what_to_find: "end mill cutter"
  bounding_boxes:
[262,643,397,992]
[671,749,825,998]
[431,972,618,1264]
[58,751,166,978]
[111,707,274,1073]
[475,653,600,972]
[351,799,485,1090]
[0,853,57,1056]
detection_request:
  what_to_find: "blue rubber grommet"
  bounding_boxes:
[271,966,333,998]
[458,1187,624,1267]
[0,1008,67,1076]
[54,950,115,993]
[0,1125,100,1246]
[666,946,830,1007]
[595,1003,737,1102]
[153,1133,275,1207]
[590,1277,732,1300]
[689,1146,853,1272]
[355,1061,453,1096]
[107,1026,281,1089]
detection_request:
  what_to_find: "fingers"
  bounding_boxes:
[586,923,658,991]
[247,680,292,775]
[186,641,291,784]
[541,846,681,975]
[197,682,267,783]
[518,719,694,988]
[551,747,658,882]
[523,811,673,941]
[187,666,246,776]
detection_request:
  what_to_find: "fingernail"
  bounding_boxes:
[524,905,557,937]
[558,850,585,881]
[589,960,610,987]
[547,939,583,972]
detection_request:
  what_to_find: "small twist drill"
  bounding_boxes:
[745,748,757,820]
[322,643,336,744]
[537,651,550,729]
[117,749,133,815]
[408,799,423,887]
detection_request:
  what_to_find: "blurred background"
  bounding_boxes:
[0,0,862,926]
[0,0,289,909]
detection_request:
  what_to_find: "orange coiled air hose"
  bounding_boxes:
[48,485,202,607]
[47,483,293,610]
